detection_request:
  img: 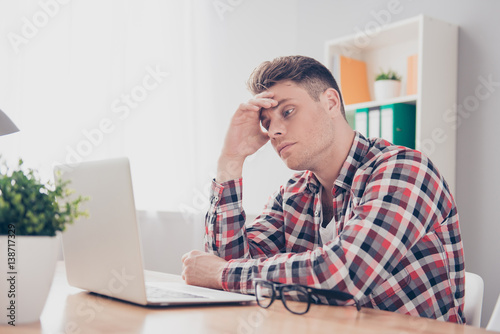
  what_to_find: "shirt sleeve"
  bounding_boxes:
[204,178,286,261]
[220,151,455,298]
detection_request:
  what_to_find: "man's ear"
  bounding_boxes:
[322,88,342,117]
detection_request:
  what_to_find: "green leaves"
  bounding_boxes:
[0,159,88,236]
[375,69,401,81]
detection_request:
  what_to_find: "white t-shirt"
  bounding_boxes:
[319,217,336,245]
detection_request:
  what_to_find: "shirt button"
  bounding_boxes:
[315,210,320,216]
[212,196,219,203]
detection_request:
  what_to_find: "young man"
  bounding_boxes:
[181,56,465,323]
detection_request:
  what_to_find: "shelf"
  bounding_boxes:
[345,95,417,112]
[325,16,420,54]
[325,15,458,194]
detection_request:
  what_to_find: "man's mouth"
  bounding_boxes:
[277,142,295,156]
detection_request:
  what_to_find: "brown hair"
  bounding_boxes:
[246,55,345,117]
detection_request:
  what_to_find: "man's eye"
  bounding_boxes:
[283,108,294,117]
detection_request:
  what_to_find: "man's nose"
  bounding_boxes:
[268,119,286,138]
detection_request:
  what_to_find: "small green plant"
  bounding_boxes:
[0,158,88,236]
[375,69,401,81]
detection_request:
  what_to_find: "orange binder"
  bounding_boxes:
[406,54,418,95]
[332,56,371,105]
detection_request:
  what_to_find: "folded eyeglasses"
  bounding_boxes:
[253,278,361,315]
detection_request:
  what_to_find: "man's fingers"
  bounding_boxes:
[249,98,277,109]
[255,91,274,99]
[181,250,195,263]
[240,98,277,112]
[238,102,260,112]
[182,249,204,263]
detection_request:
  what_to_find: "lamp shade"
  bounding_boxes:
[0,108,19,136]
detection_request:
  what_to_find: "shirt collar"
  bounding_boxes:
[334,131,370,191]
[305,171,321,194]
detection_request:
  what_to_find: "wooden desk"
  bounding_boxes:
[0,262,491,334]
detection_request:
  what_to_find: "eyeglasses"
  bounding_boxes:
[253,278,361,315]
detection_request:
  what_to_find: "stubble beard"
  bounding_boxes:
[282,131,336,172]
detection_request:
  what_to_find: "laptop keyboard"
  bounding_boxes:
[146,285,206,300]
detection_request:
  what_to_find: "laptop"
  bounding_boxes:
[54,157,255,306]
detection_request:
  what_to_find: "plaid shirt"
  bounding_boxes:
[205,132,465,323]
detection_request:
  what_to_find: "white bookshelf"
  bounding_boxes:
[344,94,417,112]
[324,15,458,194]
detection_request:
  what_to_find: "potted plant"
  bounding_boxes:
[374,68,402,100]
[0,159,87,325]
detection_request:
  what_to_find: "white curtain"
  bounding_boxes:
[0,0,218,213]
[1,0,300,216]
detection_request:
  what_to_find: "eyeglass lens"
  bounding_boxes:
[255,281,274,308]
[281,285,310,314]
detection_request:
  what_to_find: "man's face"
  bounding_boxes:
[259,80,339,171]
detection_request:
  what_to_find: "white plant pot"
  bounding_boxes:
[0,235,59,325]
[374,80,401,101]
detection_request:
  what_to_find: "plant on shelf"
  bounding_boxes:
[0,158,88,325]
[375,68,402,81]
[374,68,402,100]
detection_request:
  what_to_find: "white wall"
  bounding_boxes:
[137,211,205,274]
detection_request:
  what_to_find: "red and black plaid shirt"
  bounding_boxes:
[205,132,465,323]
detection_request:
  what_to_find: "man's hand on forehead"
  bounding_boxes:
[247,91,276,112]
[256,91,278,123]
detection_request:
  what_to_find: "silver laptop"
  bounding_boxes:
[54,157,255,306]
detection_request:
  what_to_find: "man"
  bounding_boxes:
[182,56,465,323]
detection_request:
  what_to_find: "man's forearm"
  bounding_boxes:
[204,178,250,260]
[216,155,245,183]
